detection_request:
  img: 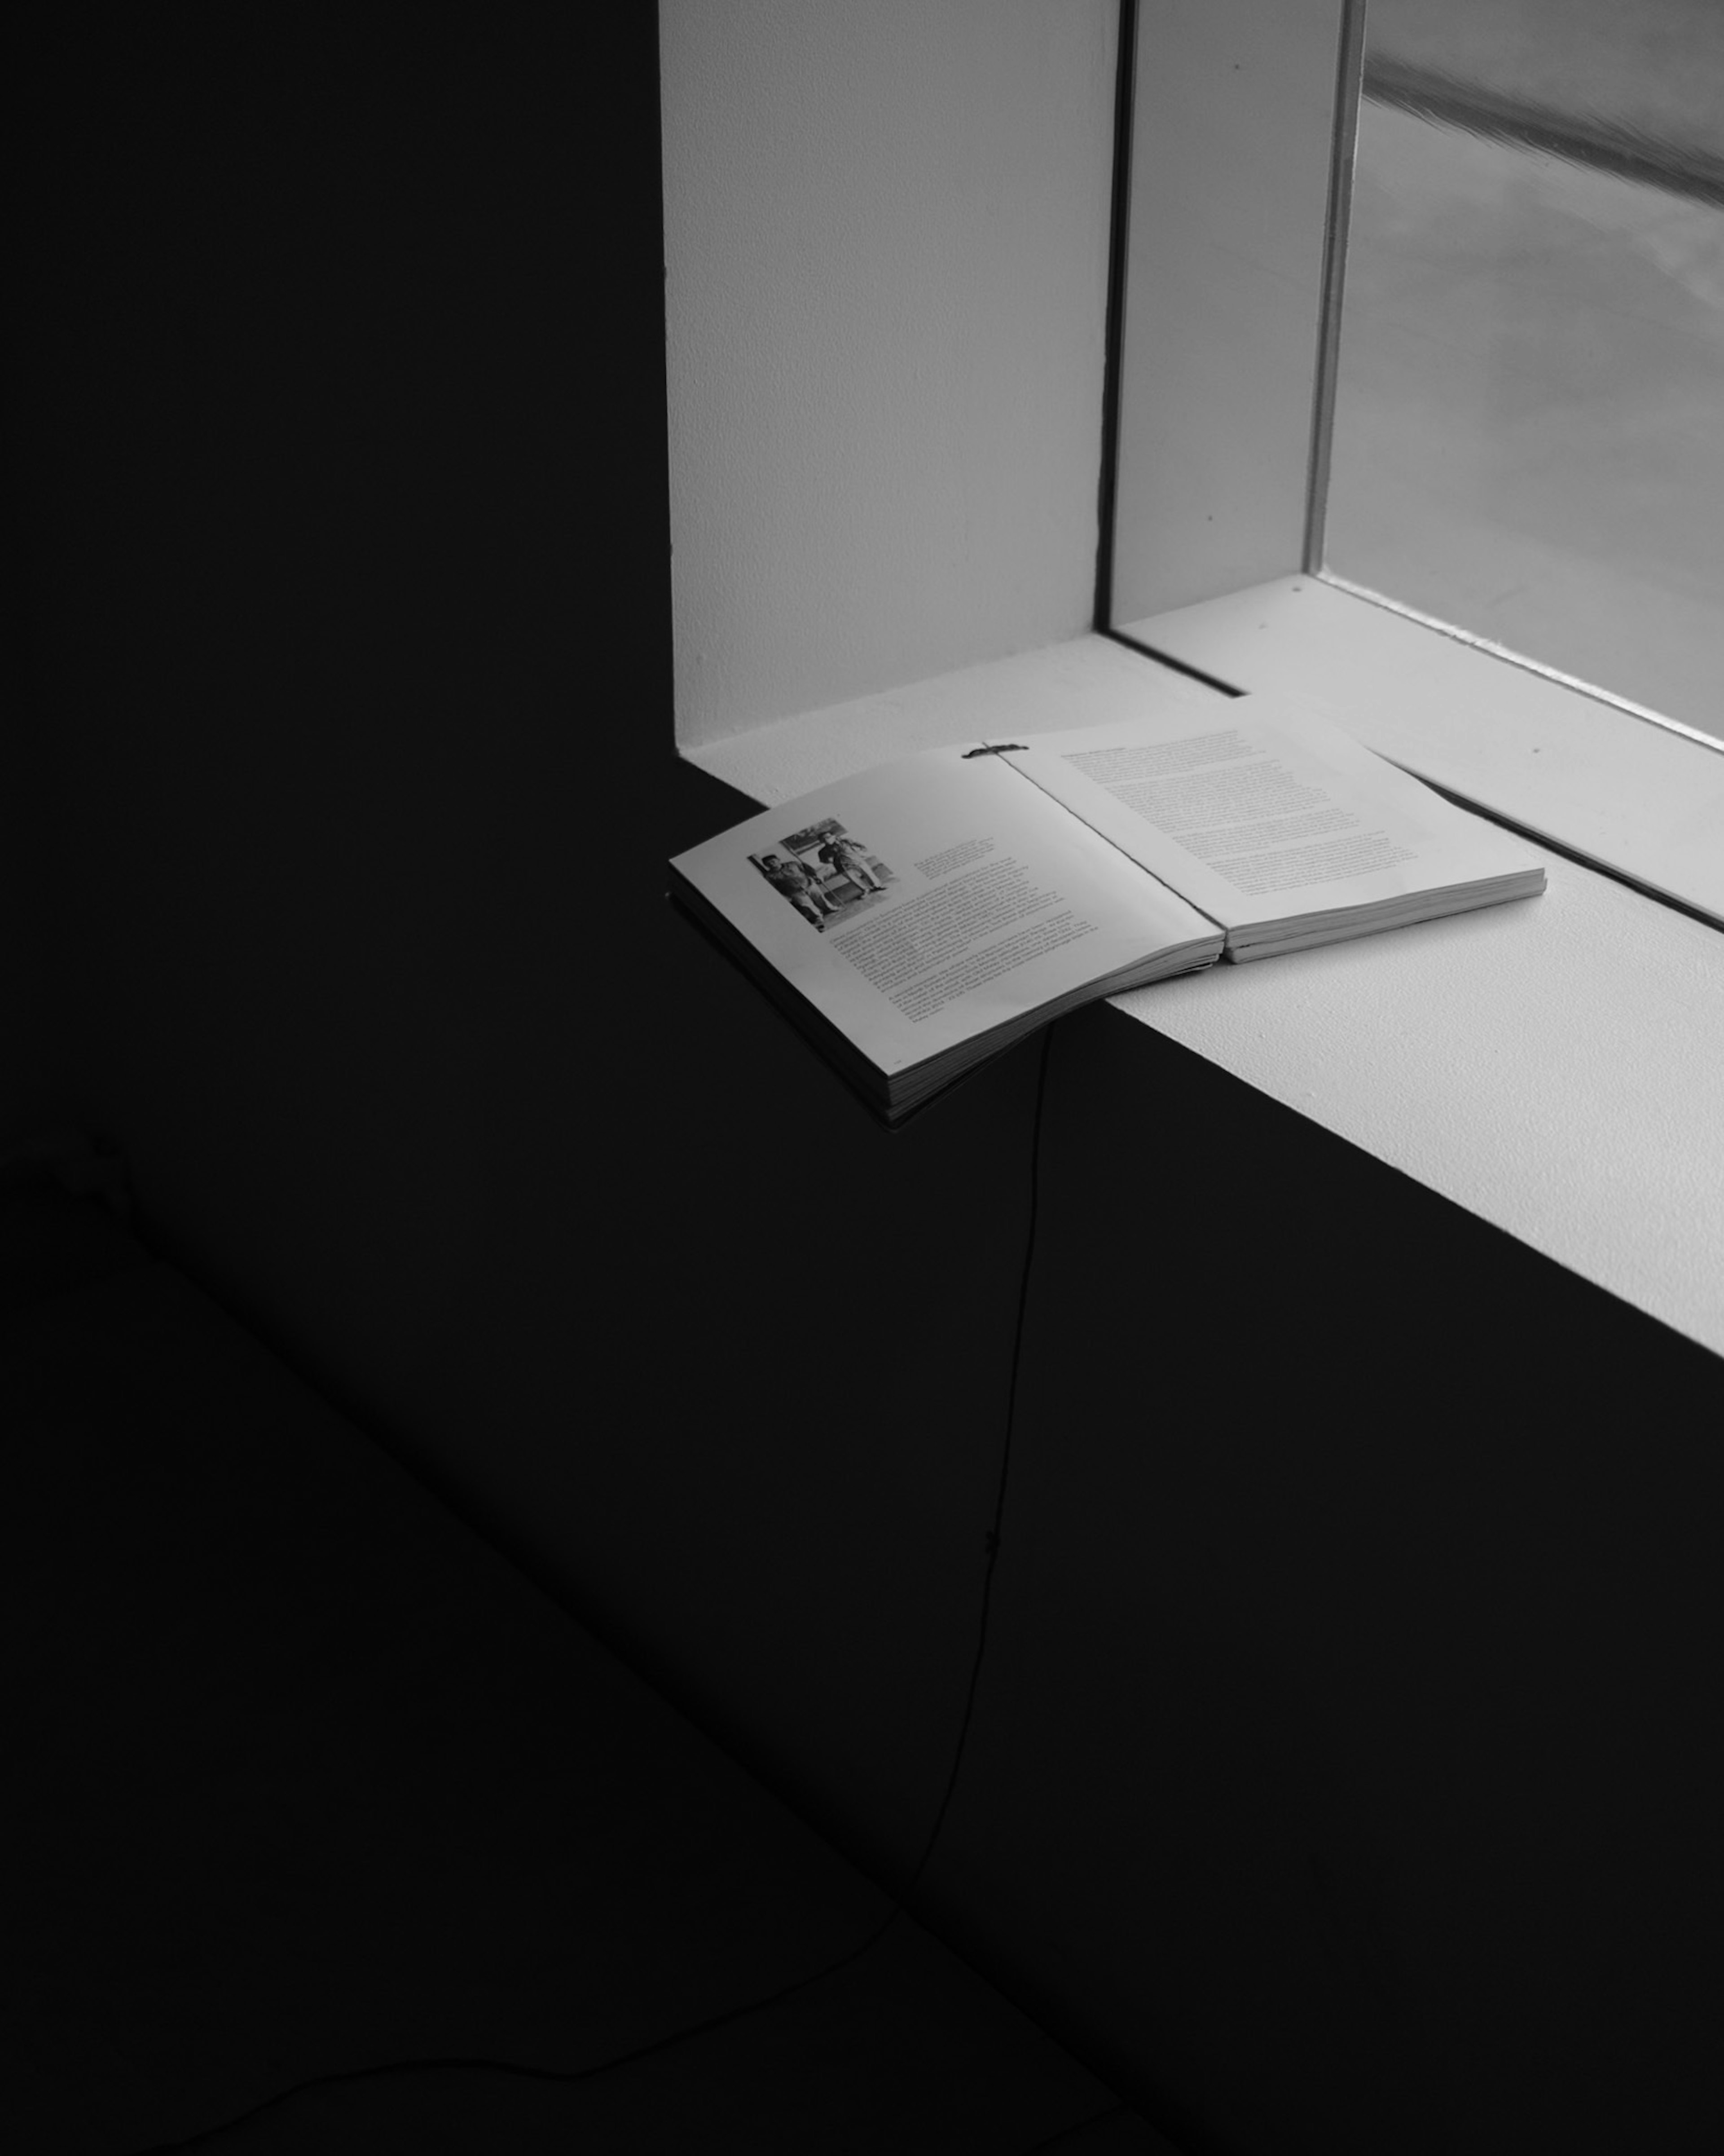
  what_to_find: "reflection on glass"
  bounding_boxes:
[1324,0,1724,744]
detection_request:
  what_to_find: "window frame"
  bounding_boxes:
[1105,0,1724,932]
[676,0,1724,1365]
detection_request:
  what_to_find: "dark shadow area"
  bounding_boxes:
[0,1176,1170,2155]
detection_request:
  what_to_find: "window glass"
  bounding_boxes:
[1323,0,1724,745]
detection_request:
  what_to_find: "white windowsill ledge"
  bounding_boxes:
[1124,576,1724,928]
[682,630,1724,1363]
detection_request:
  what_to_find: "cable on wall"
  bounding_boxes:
[128,1021,1061,2156]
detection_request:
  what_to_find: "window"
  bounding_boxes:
[1108,0,1724,929]
[669,0,1724,1365]
[1328,0,1724,752]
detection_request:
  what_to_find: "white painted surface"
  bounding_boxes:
[684,630,1218,802]
[659,0,1119,749]
[1109,0,1345,621]
[1123,575,1724,924]
[686,633,1724,1360]
[1117,859,1724,1360]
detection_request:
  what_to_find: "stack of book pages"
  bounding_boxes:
[669,693,1545,1124]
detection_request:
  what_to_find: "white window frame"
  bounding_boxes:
[1108,0,1724,930]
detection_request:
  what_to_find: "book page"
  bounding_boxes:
[994,695,1542,929]
[669,746,1220,1077]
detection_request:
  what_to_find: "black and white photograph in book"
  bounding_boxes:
[750,818,897,931]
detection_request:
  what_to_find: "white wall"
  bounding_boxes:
[660,0,1119,748]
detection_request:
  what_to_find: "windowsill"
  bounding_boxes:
[682,629,1724,1363]
[1121,575,1724,930]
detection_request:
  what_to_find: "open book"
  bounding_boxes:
[669,693,1546,1124]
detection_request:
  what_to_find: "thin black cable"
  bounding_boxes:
[1023,2106,1135,2156]
[892,1018,1054,1908]
[125,1022,1060,2154]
